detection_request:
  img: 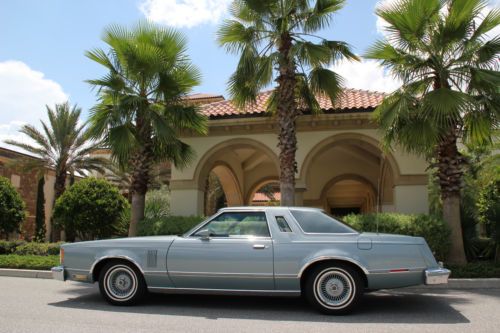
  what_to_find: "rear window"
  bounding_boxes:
[290,210,357,234]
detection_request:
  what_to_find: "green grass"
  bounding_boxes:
[447,261,500,278]
[0,255,59,270]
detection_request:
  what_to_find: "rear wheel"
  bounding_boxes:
[98,261,146,305]
[304,263,363,315]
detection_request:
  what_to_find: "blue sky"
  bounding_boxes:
[0,0,498,150]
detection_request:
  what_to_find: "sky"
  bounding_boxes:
[0,0,498,151]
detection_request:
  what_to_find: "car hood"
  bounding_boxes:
[61,235,178,248]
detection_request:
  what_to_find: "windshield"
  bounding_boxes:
[290,209,358,234]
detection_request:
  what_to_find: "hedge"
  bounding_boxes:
[0,241,63,256]
[343,213,451,261]
[138,215,205,236]
[447,261,500,278]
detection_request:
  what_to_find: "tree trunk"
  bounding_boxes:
[128,113,153,237]
[129,192,146,237]
[436,130,467,265]
[276,33,297,207]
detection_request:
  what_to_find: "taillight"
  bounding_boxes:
[60,248,64,265]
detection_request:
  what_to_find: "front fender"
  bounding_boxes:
[90,249,146,280]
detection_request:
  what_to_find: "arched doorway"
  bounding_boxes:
[247,179,280,206]
[195,139,279,215]
[300,133,399,212]
[321,175,377,217]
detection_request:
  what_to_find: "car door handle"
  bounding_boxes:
[253,244,267,249]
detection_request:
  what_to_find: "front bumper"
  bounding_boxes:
[425,267,451,285]
[51,266,66,281]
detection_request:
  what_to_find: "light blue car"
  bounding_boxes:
[52,206,450,314]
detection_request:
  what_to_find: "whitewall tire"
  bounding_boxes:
[98,261,146,305]
[305,263,363,315]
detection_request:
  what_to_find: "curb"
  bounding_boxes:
[0,268,52,279]
[1,268,500,289]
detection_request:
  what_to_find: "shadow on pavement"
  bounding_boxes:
[49,284,471,324]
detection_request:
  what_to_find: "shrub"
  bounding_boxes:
[53,178,129,240]
[138,215,204,236]
[343,213,451,261]
[0,176,26,238]
[0,240,63,256]
[0,240,26,254]
[144,186,170,219]
[34,177,46,242]
[447,261,500,278]
[13,242,63,256]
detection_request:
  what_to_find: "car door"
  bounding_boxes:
[167,211,274,290]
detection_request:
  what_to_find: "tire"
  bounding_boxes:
[98,261,146,306]
[304,263,363,315]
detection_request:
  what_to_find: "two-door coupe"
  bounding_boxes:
[52,206,450,314]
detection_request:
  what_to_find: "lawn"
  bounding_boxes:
[0,255,59,270]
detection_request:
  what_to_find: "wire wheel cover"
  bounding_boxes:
[105,265,138,301]
[314,269,354,308]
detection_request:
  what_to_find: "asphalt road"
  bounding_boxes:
[0,276,499,333]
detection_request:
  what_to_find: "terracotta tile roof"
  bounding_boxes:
[200,88,386,118]
[252,192,281,202]
[183,93,225,106]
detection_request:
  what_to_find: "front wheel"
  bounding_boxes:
[98,261,146,305]
[304,263,363,315]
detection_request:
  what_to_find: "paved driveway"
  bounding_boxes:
[0,276,499,333]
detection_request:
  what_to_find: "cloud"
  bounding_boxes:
[331,59,401,93]
[139,0,231,28]
[0,60,68,153]
[376,0,500,39]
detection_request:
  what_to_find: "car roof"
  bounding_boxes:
[218,206,323,212]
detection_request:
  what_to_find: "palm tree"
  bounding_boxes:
[366,0,500,264]
[86,22,207,236]
[217,0,358,205]
[5,102,109,240]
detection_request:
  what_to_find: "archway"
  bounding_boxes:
[321,175,377,216]
[195,138,279,214]
[301,133,399,211]
[246,179,280,206]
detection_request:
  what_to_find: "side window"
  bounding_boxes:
[193,212,270,237]
[275,216,292,232]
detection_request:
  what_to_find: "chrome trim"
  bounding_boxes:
[168,271,273,279]
[148,286,301,297]
[143,271,167,275]
[425,267,450,285]
[51,266,65,281]
[275,274,298,279]
[89,255,145,281]
[298,256,370,277]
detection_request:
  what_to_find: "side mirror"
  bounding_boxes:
[198,229,211,241]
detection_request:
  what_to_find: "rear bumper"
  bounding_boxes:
[425,267,450,285]
[51,266,65,281]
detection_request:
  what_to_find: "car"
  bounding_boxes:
[51,206,450,314]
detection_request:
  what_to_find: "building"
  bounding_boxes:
[0,147,57,240]
[169,88,429,217]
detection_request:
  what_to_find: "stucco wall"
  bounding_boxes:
[170,125,430,216]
